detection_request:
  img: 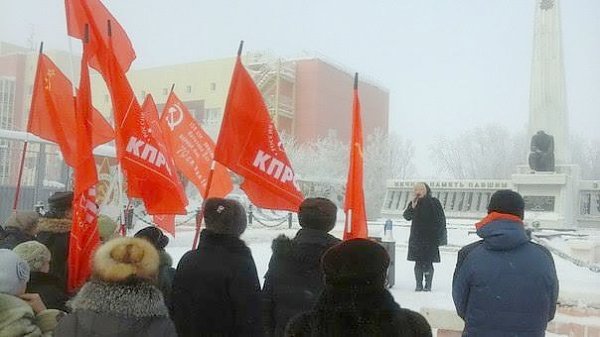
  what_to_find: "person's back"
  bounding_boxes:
[452,190,558,337]
[172,198,263,337]
[54,237,177,337]
[263,198,341,337]
[285,239,432,337]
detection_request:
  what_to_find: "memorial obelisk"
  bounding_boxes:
[528,0,569,164]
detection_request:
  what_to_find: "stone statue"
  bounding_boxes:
[528,130,555,172]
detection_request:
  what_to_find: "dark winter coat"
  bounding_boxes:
[0,227,36,249]
[37,218,71,290]
[285,287,432,337]
[27,271,69,312]
[262,228,341,337]
[157,249,176,311]
[403,189,445,263]
[172,229,263,337]
[452,217,559,337]
[54,280,177,337]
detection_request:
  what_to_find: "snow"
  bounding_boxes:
[160,219,600,335]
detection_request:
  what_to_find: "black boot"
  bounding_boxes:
[414,263,423,292]
[423,265,434,292]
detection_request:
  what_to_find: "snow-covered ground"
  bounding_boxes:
[156,218,599,336]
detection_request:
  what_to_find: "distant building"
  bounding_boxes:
[90,52,390,143]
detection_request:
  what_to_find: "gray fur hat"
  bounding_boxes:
[203,198,247,237]
[13,241,51,272]
[4,211,40,234]
[0,249,30,295]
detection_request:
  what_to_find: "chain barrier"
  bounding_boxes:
[251,214,290,228]
[532,234,600,273]
[132,210,198,227]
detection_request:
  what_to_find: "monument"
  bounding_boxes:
[382,0,600,229]
[512,0,579,229]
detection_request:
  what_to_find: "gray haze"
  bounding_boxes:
[1,0,599,176]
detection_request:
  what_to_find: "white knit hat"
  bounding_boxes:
[13,241,51,272]
[0,249,30,295]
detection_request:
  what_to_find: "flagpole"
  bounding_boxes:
[191,160,216,249]
[13,42,44,211]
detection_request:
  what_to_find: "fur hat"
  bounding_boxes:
[0,249,30,295]
[4,210,40,234]
[13,241,51,272]
[98,215,119,242]
[46,191,74,217]
[203,198,247,237]
[298,198,337,232]
[322,239,390,288]
[135,226,169,250]
[92,237,159,283]
[488,190,525,219]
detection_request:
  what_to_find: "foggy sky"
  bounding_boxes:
[1,0,599,176]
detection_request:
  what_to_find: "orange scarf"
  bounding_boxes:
[475,212,523,230]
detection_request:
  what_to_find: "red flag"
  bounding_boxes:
[65,0,135,73]
[27,54,114,166]
[115,90,188,214]
[343,74,368,240]
[160,92,233,198]
[68,49,100,292]
[152,215,175,237]
[214,54,304,211]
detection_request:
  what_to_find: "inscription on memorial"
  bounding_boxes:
[524,196,555,212]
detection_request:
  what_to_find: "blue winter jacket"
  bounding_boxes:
[452,219,559,337]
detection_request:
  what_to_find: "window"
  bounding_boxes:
[210,82,216,91]
[186,85,192,93]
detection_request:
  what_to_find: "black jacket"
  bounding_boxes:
[27,271,69,312]
[55,280,176,337]
[285,287,431,337]
[157,249,176,311]
[0,227,36,249]
[403,191,445,263]
[37,218,72,290]
[172,230,263,337]
[262,229,341,337]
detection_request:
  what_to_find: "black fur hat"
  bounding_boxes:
[134,226,169,250]
[46,191,74,218]
[298,198,337,232]
[488,190,525,219]
[322,238,389,288]
[203,198,247,237]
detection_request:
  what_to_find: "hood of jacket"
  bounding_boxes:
[476,218,529,251]
[69,280,169,318]
[158,249,173,268]
[271,228,340,266]
[198,229,250,255]
[37,218,72,234]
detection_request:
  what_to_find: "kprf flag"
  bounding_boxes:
[214,52,304,211]
[68,49,100,292]
[90,25,187,215]
[152,215,176,237]
[343,73,368,240]
[65,0,135,73]
[27,53,114,167]
[159,91,233,198]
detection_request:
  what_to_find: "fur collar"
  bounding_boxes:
[198,229,250,254]
[272,229,340,266]
[158,249,173,268]
[69,280,168,318]
[315,287,400,313]
[38,218,72,233]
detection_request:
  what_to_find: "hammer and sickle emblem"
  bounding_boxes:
[44,69,56,91]
[166,103,184,131]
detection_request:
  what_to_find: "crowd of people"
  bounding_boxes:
[0,186,559,337]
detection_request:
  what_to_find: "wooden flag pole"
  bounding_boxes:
[191,161,216,249]
[13,42,44,211]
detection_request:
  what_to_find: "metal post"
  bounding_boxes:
[33,143,47,205]
[248,204,253,224]
[381,219,396,288]
[288,212,292,228]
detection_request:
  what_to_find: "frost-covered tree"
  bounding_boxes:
[283,129,415,219]
[429,125,528,179]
